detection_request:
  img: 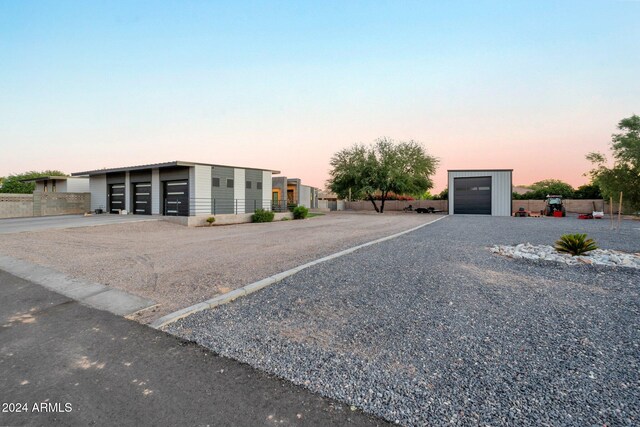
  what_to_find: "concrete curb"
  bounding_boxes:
[151,215,448,329]
[0,255,156,316]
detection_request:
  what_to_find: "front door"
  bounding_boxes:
[133,182,152,215]
[163,181,189,216]
[108,183,126,213]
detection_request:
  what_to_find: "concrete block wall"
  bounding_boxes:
[0,194,34,219]
[0,193,90,219]
[345,199,448,212]
[35,193,90,216]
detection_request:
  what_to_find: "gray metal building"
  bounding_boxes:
[73,161,278,216]
[447,169,513,216]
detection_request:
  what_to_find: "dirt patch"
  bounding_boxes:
[0,212,441,323]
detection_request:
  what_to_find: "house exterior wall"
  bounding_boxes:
[192,164,212,215]
[124,172,131,213]
[212,166,234,214]
[271,177,287,204]
[245,169,262,213]
[262,171,272,210]
[90,174,107,212]
[299,185,312,208]
[151,168,160,214]
[65,178,90,192]
[233,168,246,214]
[448,170,512,216]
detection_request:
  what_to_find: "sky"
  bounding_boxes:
[1,1,638,192]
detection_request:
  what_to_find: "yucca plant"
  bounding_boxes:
[554,233,598,256]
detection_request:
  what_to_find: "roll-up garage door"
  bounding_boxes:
[164,181,189,216]
[133,182,151,215]
[109,184,125,213]
[454,177,492,215]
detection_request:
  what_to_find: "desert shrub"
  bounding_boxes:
[252,209,274,223]
[555,233,598,256]
[206,216,216,226]
[293,205,309,219]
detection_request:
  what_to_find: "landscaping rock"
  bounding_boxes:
[490,243,640,269]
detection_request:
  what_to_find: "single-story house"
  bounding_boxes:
[72,161,279,216]
[22,176,90,193]
[448,169,513,216]
[271,177,319,210]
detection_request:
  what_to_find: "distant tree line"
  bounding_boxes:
[512,179,602,200]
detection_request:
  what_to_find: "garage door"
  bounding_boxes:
[164,181,189,216]
[109,183,125,213]
[133,182,151,215]
[454,177,492,215]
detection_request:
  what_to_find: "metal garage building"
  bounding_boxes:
[448,169,512,216]
[72,161,279,216]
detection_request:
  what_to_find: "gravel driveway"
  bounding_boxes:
[168,216,640,426]
[0,212,438,323]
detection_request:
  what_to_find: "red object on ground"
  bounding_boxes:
[553,211,563,217]
[578,214,593,219]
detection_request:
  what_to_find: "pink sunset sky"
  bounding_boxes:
[1,1,638,193]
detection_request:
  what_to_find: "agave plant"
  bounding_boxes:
[554,233,598,256]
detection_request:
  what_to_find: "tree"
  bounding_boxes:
[432,188,448,200]
[520,179,575,199]
[328,138,438,213]
[0,170,67,194]
[573,184,602,199]
[587,114,640,212]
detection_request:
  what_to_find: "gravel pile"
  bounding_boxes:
[168,216,640,426]
[491,243,640,268]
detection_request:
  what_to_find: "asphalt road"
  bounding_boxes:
[0,214,158,234]
[0,269,386,426]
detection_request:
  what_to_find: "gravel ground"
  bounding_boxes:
[168,216,640,426]
[0,211,437,323]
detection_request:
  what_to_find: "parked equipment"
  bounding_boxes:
[541,195,566,217]
[416,207,442,214]
[513,207,530,217]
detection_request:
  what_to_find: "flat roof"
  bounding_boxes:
[72,161,280,176]
[20,176,83,182]
[448,169,513,172]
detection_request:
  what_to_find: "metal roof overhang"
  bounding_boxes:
[72,161,280,176]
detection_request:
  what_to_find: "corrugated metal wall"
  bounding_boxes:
[89,174,107,212]
[244,169,262,213]
[262,171,272,210]
[191,164,212,215]
[65,178,90,193]
[448,170,512,216]
[233,168,246,214]
[212,166,234,214]
[151,169,160,214]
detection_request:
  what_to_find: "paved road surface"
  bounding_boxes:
[0,270,385,426]
[0,214,158,234]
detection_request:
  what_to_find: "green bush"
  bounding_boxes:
[252,209,275,223]
[206,216,216,226]
[287,203,298,212]
[293,205,309,219]
[555,233,598,256]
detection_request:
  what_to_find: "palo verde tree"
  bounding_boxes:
[327,137,438,213]
[587,114,640,212]
[0,170,67,194]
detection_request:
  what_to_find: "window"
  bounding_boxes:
[257,182,262,190]
[212,177,220,187]
[227,179,234,188]
[246,181,252,189]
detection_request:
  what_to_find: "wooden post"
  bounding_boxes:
[618,192,623,230]
[610,196,614,229]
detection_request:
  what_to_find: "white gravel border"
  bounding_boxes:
[151,215,447,329]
